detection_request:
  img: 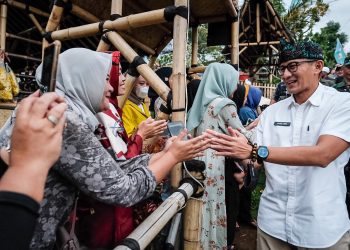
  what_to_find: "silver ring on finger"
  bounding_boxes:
[47,115,59,126]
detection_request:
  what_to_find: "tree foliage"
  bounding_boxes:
[311,21,348,66]
[157,24,225,67]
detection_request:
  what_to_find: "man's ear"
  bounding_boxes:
[315,60,324,73]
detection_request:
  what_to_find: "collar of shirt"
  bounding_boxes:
[286,83,324,108]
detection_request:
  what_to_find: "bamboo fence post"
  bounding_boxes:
[170,0,188,189]
[97,0,122,52]
[106,31,170,107]
[7,52,41,62]
[0,3,7,50]
[191,26,198,66]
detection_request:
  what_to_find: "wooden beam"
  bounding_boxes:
[7,52,41,62]
[0,4,7,50]
[191,26,199,66]
[28,13,44,35]
[256,3,261,42]
[6,33,42,45]
[97,0,123,51]
[239,46,247,55]
[171,0,188,188]
[7,0,50,18]
[50,9,168,41]
[231,20,239,64]
[224,0,238,17]
[239,41,280,46]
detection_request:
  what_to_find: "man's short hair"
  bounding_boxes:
[279,39,324,64]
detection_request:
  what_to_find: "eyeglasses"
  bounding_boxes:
[278,60,315,75]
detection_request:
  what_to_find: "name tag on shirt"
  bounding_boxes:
[274,122,291,126]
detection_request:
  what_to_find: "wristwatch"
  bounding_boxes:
[257,146,269,164]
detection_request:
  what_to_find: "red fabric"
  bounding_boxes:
[109,51,120,108]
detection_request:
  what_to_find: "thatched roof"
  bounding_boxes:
[4,0,291,71]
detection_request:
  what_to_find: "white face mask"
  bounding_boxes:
[135,86,149,99]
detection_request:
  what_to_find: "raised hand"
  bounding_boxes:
[204,127,252,159]
[137,117,167,139]
[167,129,211,162]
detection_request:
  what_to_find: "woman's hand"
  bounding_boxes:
[0,91,67,202]
[10,91,67,172]
[166,129,210,162]
[137,117,167,139]
[205,127,252,160]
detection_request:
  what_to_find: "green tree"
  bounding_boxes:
[312,21,348,66]
[283,0,329,41]
[157,24,225,67]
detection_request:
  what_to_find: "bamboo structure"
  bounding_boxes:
[50,9,168,41]
[106,31,170,108]
[114,182,195,250]
[28,13,45,35]
[6,33,42,45]
[97,0,122,52]
[239,41,280,46]
[191,26,199,66]
[170,0,188,188]
[0,3,7,50]
[231,19,239,65]
[7,52,41,62]
[256,3,261,43]
[7,0,50,18]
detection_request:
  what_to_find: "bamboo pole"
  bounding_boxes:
[191,26,198,66]
[114,182,195,250]
[0,4,7,50]
[6,33,42,45]
[7,52,41,62]
[239,46,247,55]
[171,0,188,188]
[28,13,45,35]
[117,74,137,108]
[183,199,203,249]
[231,20,239,65]
[198,15,226,24]
[124,0,172,34]
[187,66,206,74]
[239,41,280,46]
[224,0,238,17]
[97,0,122,52]
[50,9,167,41]
[43,1,67,54]
[106,32,170,106]
[264,0,290,40]
[120,33,156,55]
[256,3,261,43]
[270,44,279,53]
[148,55,158,70]
[7,0,50,18]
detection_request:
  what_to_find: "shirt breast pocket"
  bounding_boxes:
[303,121,322,146]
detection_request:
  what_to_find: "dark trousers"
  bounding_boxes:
[225,160,240,246]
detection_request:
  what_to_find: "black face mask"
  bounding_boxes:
[232,84,246,112]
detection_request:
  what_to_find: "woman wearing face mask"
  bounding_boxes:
[0,48,209,249]
[122,75,152,137]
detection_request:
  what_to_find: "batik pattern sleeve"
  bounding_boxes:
[54,110,157,206]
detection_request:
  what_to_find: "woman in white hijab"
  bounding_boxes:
[0,48,209,249]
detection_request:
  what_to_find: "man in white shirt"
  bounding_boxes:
[207,39,350,249]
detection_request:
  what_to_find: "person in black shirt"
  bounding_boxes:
[0,91,67,250]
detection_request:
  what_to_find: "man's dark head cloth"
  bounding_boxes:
[279,38,324,64]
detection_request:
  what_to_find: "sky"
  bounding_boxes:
[284,0,350,52]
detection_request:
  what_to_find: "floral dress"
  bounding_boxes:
[0,108,157,249]
[194,98,254,250]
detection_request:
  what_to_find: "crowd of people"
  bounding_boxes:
[0,38,349,250]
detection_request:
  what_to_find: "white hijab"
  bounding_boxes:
[36,48,112,130]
